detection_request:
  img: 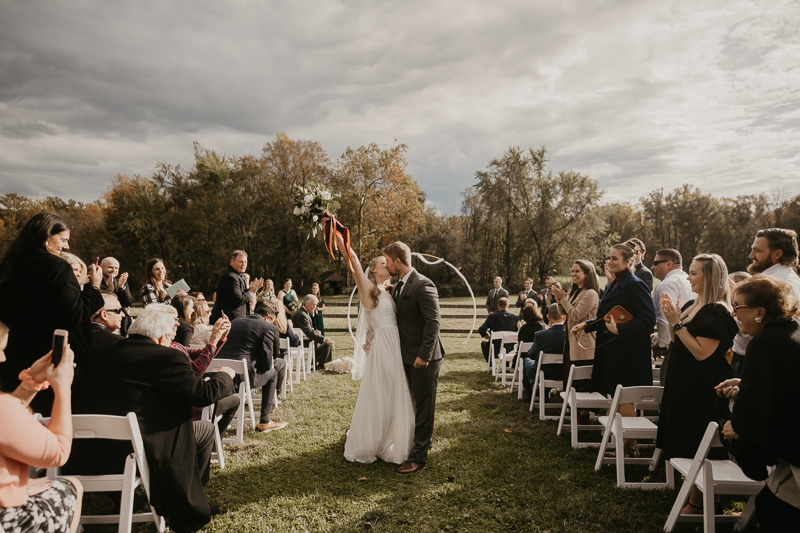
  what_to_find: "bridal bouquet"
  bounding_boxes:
[291,182,340,237]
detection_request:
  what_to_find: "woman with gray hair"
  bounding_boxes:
[656,253,739,515]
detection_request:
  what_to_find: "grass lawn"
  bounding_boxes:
[83,332,753,533]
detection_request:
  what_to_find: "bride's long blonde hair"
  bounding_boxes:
[367,256,389,307]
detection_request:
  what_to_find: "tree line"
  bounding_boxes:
[2,135,798,300]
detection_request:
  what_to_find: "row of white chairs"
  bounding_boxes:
[497,343,763,533]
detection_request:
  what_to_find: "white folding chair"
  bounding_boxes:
[497,332,519,385]
[205,358,256,444]
[511,341,534,397]
[652,365,661,386]
[487,331,506,375]
[594,384,666,489]
[200,404,225,469]
[664,421,763,533]
[556,364,611,448]
[297,330,315,376]
[281,337,304,387]
[44,413,165,533]
[528,352,564,420]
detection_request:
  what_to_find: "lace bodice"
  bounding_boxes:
[365,289,397,330]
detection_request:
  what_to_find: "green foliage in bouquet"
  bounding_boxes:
[291,182,340,237]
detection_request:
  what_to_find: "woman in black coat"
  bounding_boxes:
[718,275,800,531]
[0,213,104,415]
[572,243,656,455]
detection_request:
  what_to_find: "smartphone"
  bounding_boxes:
[52,329,68,367]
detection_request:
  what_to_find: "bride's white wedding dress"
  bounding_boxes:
[344,289,415,464]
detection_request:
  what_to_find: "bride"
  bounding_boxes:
[335,232,415,464]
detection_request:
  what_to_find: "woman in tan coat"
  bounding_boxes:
[551,260,600,423]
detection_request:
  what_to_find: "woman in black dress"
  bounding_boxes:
[517,303,546,343]
[572,243,656,455]
[657,253,738,515]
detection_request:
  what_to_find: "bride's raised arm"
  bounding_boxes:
[334,232,376,310]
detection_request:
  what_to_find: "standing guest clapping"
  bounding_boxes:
[515,278,537,315]
[61,253,88,287]
[551,260,599,422]
[656,254,738,515]
[100,257,132,335]
[572,243,656,457]
[141,258,183,306]
[0,213,104,415]
[0,322,84,533]
[747,227,800,299]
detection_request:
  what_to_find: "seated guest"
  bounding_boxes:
[717,275,800,530]
[100,257,132,335]
[217,301,288,433]
[141,258,184,306]
[61,252,88,287]
[522,303,566,401]
[0,322,83,533]
[163,306,240,438]
[67,305,236,533]
[189,292,213,345]
[478,297,519,362]
[209,251,263,324]
[90,291,125,345]
[271,298,300,396]
[292,295,333,370]
[171,295,195,348]
[518,302,546,343]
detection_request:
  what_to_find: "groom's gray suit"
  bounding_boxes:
[394,268,445,465]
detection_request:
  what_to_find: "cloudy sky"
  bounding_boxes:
[1,0,798,211]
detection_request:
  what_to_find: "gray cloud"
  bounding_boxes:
[0,0,798,208]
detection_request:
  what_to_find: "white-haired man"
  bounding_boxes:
[292,294,333,369]
[69,304,236,533]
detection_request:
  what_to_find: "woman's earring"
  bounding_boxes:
[755,317,762,324]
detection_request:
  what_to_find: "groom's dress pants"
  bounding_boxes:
[404,358,442,465]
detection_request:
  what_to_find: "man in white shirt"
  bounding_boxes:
[748,228,800,299]
[650,249,694,374]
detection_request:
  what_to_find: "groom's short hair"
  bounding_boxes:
[383,241,411,267]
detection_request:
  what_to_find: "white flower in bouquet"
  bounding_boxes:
[293,206,301,216]
[291,181,341,238]
[313,215,318,222]
[304,194,314,206]
[321,191,332,200]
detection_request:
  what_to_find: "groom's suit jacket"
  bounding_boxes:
[395,269,445,365]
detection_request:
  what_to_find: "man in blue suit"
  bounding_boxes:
[522,303,566,400]
[478,297,519,362]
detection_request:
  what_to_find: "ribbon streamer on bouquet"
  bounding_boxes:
[347,251,477,346]
[321,212,354,273]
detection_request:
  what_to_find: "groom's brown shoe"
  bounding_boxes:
[395,462,426,475]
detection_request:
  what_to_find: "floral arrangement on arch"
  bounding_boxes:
[291,181,340,237]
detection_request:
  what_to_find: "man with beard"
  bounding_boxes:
[748,228,800,299]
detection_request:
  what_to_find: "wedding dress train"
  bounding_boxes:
[344,289,415,464]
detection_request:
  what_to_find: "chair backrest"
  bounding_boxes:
[607,384,664,417]
[502,332,518,344]
[43,413,154,501]
[539,352,563,366]
[279,338,289,350]
[564,364,593,390]
[518,341,534,355]
[206,357,247,376]
[490,331,506,341]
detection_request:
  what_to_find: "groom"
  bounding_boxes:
[384,241,445,475]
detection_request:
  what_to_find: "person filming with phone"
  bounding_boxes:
[0,321,84,533]
[0,213,104,416]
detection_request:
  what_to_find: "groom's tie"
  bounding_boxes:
[394,280,404,305]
